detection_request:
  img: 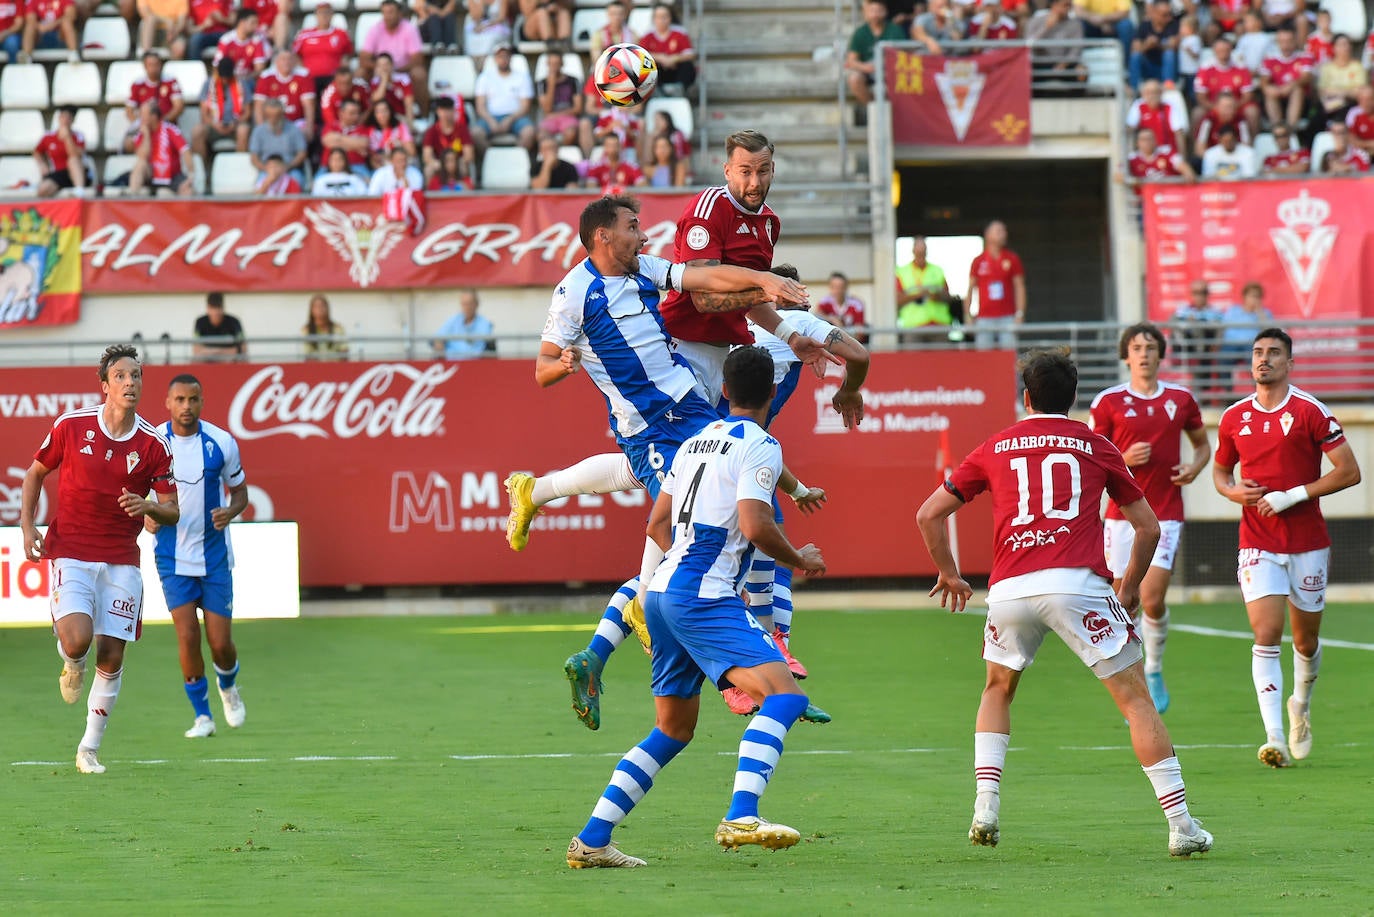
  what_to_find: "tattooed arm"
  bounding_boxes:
[685,258,770,313]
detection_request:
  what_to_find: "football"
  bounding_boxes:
[593,43,659,107]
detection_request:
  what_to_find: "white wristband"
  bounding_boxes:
[773,317,798,343]
[1263,484,1310,514]
[789,480,809,501]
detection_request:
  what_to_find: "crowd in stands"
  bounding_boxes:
[5,0,697,196]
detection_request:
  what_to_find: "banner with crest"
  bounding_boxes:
[0,201,82,328]
[883,46,1031,147]
[80,193,696,294]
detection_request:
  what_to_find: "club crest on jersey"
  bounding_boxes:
[85,429,95,440]
[104,449,113,460]
[126,451,139,473]
[1164,399,1177,420]
[1280,411,1294,435]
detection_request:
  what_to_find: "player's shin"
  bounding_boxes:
[772,566,794,638]
[1143,756,1196,832]
[533,453,640,505]
[587,579,638,667]
[1252,644,1285,741]
[973,732,1009,817]
[80,667,124,752]
[184,676,212,718]
[1293,640,1321,706]
[578,728,688,848]
[725,693,809,820]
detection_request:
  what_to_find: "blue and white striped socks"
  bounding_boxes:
[587,578,638,666]
[579,728,688,848]
[726,693,809,820]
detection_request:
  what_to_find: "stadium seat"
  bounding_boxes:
[481,146,531,189]
[165,60,209,104]
[354,12,383,49]
[1252,132,1277,163]
[324,0,349,9]
[479,50,530,77]
[1082,46,1120,91]
[52,62,103,107]
[647,96,693,140]
[354,0,384,10]
[0,64,51,109]
[1322,0,1366,39]
[330,11,347,29]
[178,105,202,141]
[571,8,606,52]
[558,144,584,164]
[102,153,136,194]
[192,153,207,194]
[211,151,259,194]
[104,107,133,153]
[429,55,478,100]
[1310,131,1334,172]
[81,16,132,61]
[104,59,143,106]
[534,52,584,83]
[0,156,44,196]
[49,107,101,151]
[0,110,47,154]
[627,6,650,37]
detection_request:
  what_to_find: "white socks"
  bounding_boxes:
[1293,641,1321,707]
[1252,644,1284,741]
[974,732,1010,815]
[80,667,123,752]
[1140,610,1168,675]
[1143,756,1194,832]
[531,453,640,505]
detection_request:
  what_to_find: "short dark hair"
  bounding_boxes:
[722,345,775,410]
[235,7,258,24]
[1254,327,1292,356]
[433,95,455,111]
[168,373,201,390]
[207,291,225,308]
[1217,124,1238,139]
[266,153,285,163]
[377,51,394,64]
[725,129,774,159]
[58,103,77,118]
[770,263,800,281]
[828,271,847,283]
[578,193,639,251]
[1019,347,1078,414]
[1118,322,1167,360]
[98,344,141,382]
[142,49,160,62]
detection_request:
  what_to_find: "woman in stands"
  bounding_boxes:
[428,147,471,191]
[645,133,686,187]
[366,98,416,169]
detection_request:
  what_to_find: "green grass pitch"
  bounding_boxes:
[3,601,1373,914]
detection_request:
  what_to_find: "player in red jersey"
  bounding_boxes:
[20,345,179,776]
[213,9,271,80]
[1089,324,1210,713]
[319,65,371,132]
[1259,26,1314,129]
[1191,36,1261,136]
[917,348,1213,858]
[254,49,318,138]
[1213,328,1361,769]
[1125,127,1195,193]
[127,51,185,123]
[293,2,353,92]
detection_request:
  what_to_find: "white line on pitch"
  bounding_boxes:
[1172,623,1374,651]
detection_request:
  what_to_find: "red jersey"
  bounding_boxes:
[28,0,70,24]
[1211,0,1247,29]
[133,122,189,183]
[1126,99,1186,143]
[370,73,414,121]
[637,26,693,59]
[1323,146,1371,172]
[1127,145,1185,181]
[593,108,643,148]
[242,0,279,26]
[214,32,272,77]
[422,116,472,158]
[254,66,316,122]
[972,14,1018,39]
[584,159,643,189]
[947,414,1142,587]
[1305,33,1334,63]
[1089,382,1202,521]
[1261,51,1313,87]
[1263,148,1310,171]
[35,129,86,173]
[0,0,22,31]
[326,122,368,165]
[969,249,1024,319]
[203,76,248,123]
[1215,386,1346,552]
[815,295,866,329]
[659,185,780,345]
[128,76,183,117]
[188,0,229,27]
[1195,109,1251,150]
[1193,63,1254,101]
[320,78,369,131]
[34,407,175,567]
[293,25,352,78]
[1345,106,1374,142]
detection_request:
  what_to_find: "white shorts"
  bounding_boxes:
[51,558,145,642]
[1104,519,1183,578]
[670,338,730,409]
[983,591,1142,679]
[1237,547,1329,612]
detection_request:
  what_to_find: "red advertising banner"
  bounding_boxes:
[0,351,1015,587]
[0,200,82,328]
[80,192,695,294]
[884,46,1031,147]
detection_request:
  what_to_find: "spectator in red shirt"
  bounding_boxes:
[518,0,571,44]
[320,66,370,132]
[582,133,644,190]
[815,271,869,345]
[1195,91,1252,151]
[536,50,584,146]
[127,51,185,124]
[256,153,302,195]
[1346,85,1374,155]
[366,97,417,168]
[1192,36,1261,137]
[1260,26,1313,129]
[370,52,416,128]
[294,2,353,94]
[429,147,472,190]
[1127,79,1188,157]
[136,0,189,59]
[416,0,459,52]
[968,0,1019,41]
[1305,9,1334,63]
[1321,120,1371,173]
[1261,121,1310,174]
[0,0,24,60]
[21,0,79,62]
[254,49,318,140]
[1126,126,1195,190]
[177,0,232,62]
[421,96,474,184]
[122,101,194,196]
[35,105,91,197]
[242,0,289,54]
[968,219,1026,349]
[320,97,371,176]
[637,3,696,94]
[193,56,250,161]
[213,10,270,80]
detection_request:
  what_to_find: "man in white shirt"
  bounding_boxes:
[368,146,423,193]
[471,42,535,162]
[1201,124,1258,178]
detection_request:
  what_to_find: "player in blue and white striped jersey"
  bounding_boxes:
[566,345,826,869]
[146,375,249,739]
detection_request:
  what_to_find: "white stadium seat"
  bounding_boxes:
[1322,0,1366,40]
[164,60,209,105]
[0,156,44,196]
[49,108,101,152]
[1,64,51,109]
[1082,46,1120,91]
[81,16,132,61]
[354,0,384,10]
[571,8,606,53]
[104,59,143,106]
[104,107,133,153]
[1251,132,1277,163]
[558,144,584,164]
[211,151,259,194]
[0,110,47,154]
[627,6,650,37]
[102,153,136,194]
[481,146,531,189]
[429,55,477,100]
[534,51,584,83]
[1310,131,1334,173]
[354,12,383,49]
[52,62,103,107]
[192,153,207,194]
[647,96,693,140]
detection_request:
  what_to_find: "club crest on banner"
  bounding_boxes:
[935,60,985,142]
[304,202,408,288]
[0,209,62,325]
[1268,189,1337,319]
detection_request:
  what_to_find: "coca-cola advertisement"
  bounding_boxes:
[0,352,1015,587]
[81,193,696,294]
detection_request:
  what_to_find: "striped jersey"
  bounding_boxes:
[747,309,836,426]
[154,420,246,576]
[648,416,783,599]
[542,254,697,438]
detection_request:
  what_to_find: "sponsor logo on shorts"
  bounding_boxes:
[1081,611,1115,645]
[1300,572,1326,592]
[985,622,1006,650]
